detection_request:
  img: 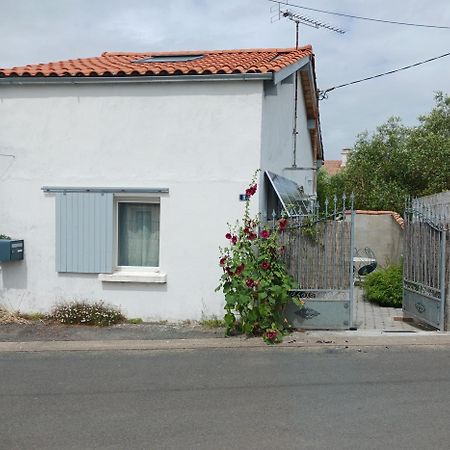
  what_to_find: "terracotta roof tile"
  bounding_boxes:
[0,46,313,78]
[323,160,342,176]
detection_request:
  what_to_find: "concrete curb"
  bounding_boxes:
[1,331,450,353]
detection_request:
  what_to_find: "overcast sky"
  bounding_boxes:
[1,0,449,160]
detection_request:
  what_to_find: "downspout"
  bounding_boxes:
[292,19,300,168]
[292,71,299,168]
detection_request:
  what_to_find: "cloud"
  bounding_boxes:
[1,0,449,159]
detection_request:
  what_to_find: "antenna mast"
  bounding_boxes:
[270,2,345,168]
[271,3,345,46]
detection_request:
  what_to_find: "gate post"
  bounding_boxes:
[441,229,447,331]
[349,195,355,329]
[440,232,450,331]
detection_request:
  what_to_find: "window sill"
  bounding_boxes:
[98,269,167,284]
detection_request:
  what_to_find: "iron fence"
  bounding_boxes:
[403,198,449,330]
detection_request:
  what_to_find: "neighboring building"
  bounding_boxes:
[323,148,351,176]
[0,47,323,320]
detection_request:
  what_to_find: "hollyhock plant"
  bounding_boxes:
[245,184,257,197]
[278,218,288,231]
[216,170,303,344]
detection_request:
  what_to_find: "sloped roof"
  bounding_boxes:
[323,160,343,176]
[0,46,313,78]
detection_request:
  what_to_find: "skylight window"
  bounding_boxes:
[271,54,286,61]
[133,54,204,63]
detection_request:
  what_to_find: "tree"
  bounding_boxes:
[406,92,450,196]
[318,92,450,213]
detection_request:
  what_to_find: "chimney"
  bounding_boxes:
[341,148,352,167]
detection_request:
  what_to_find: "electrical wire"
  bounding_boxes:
[319,51,450,99]
[269,0,450,29]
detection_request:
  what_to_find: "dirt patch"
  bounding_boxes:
[0,308,30,325]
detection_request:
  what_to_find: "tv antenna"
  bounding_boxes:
[271,3,345,48]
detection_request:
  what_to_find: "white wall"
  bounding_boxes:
[259,72,315,212]
[0,80,263,320]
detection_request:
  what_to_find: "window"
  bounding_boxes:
[48,187,168,282]
[265,170,314,218]
[117,201,160,268]
[133,54,204,63]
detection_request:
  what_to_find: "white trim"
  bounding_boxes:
[114,196,162,271]
[98,268,167,284]
[273,57,310,85]
[0,73,272,85]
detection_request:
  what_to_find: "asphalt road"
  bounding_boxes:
[1,347,450,450]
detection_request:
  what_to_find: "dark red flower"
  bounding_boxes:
[219,256,227,266]
[265,330,278,342]
[235,264,245,276]
[260,229,270,239]
[248,232,257,241]
[246,278,256,288]
[278,218,288,231]
[245,184,257,197]
[231,235,238,245]
[226,267,233,276]
[260,261,270,270]
[225,232,232,240]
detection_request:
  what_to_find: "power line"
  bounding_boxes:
[319,51,450,99]
[268,1,450,30]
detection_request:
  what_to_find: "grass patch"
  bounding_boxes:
[146,320,168,325]
[200,315,225,329]
[16,312,47,321]
[127,318,144,325]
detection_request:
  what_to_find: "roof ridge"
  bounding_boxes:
[101,46,312,57]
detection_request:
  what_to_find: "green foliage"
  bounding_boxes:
[363,264,403,307]
[16,312,46,321]
[127,318,144,324]
[318,93,450,213]
[49,300,126,326]
[0,234,11,240]
[216,172,302,343]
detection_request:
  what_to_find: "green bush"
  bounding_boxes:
[363,264,403,307]
[49,300,126,326]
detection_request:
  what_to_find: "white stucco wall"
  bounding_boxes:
[260,72,315,216]
[0,80,264,320]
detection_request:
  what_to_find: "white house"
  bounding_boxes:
[0,47,323,320]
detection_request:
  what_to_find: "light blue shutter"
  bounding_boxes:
[56,192,114,273]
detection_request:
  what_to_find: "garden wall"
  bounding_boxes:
[347,211,404,267]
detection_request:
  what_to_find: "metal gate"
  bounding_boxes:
[403,202,448,330]
[279,195,355,329]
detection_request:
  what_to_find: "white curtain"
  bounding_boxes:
[118,203,160,267]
